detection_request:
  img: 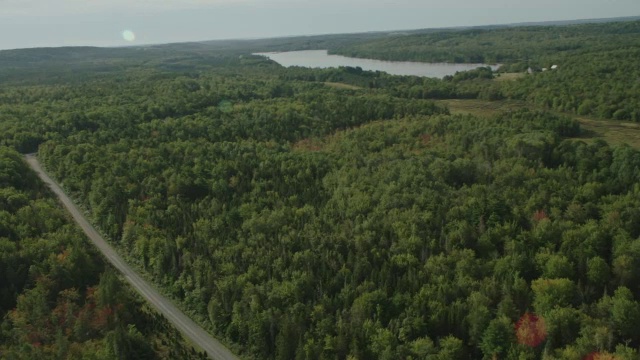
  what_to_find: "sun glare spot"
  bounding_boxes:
[122,30,136,42]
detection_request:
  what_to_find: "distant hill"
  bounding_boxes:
[496,15,640,28]
[197,15,640,49]
[0,15,638,85]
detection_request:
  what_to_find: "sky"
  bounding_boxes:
[0,0,639,50]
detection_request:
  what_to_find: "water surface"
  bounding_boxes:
[255,50,499,78]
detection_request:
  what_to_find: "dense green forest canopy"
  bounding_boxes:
[1,17,640,360]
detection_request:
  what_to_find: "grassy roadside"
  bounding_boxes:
[436,99,640,149]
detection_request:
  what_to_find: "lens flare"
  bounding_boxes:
[122,30,136,42]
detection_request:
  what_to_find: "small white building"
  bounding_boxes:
[551,65,558,70]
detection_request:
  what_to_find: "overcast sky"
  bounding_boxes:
[1,0,639,50]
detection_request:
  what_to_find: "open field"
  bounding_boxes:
[493,72,527,82]
[437,99,640,148]
[324,82,362,90]
[437,99,528,117]
[575,116,640,148]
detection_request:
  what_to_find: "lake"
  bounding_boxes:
[254,50,499,78]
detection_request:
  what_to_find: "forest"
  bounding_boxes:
[1,17,640,360]
[0,148,207,359]
[331,20,640,122]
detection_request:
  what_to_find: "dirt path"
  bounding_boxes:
[25,154,239,360]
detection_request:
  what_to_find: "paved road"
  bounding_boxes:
[25,155,239,360]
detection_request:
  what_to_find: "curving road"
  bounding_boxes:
[25,155,239,360]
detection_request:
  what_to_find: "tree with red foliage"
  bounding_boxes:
[515,312,547,347]
[532,209,548,222]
